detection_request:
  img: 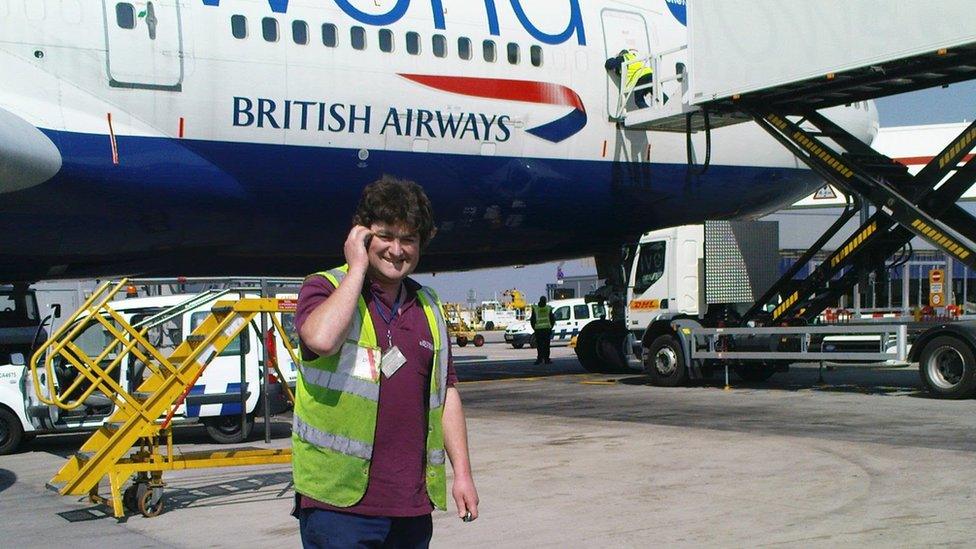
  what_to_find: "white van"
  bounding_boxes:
[504,298,609,348]
[0,293,293,454]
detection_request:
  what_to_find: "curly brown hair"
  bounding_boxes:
[352,176,437,247]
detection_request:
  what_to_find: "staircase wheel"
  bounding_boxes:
[138,486,164,518]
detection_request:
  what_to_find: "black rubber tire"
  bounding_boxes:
[0,407,24,455]
[123,484,140,514]
[485,322,495,331]
[918,336,976,399]
[512,343,524,349]
[529,334,537,349]
[204,414,254,444]
[138,487,164,518]
[473,335,485,347]
[575,320,629,373]
[644,334,689,387]
[456,336,468,347]
[734,362,778,382]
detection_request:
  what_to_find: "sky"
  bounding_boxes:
[414,81,976,304]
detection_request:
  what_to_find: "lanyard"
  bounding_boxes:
[373,284,404,348]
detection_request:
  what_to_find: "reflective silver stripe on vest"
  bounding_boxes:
[326,268,364,338]
[418,288,450,410]
[293,414,373,461]
[298,364,379,402]
[428,448,446,466]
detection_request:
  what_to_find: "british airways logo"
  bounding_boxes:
[400,75,587,143]
[233,76,587,143]
[202,0,586,46]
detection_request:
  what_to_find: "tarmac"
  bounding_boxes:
[2,332,976,548]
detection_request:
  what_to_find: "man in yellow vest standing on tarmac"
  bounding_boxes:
[293,176,478,548]
[605,48,667,109]
[530,296,555,365]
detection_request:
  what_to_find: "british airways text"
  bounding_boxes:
[202,0,586,45]
[233,97,513,142]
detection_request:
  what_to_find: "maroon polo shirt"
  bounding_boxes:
[294,273,457,517]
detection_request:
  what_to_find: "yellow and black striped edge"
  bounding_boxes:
[939,126,976,169]
[765,114,854,178]
[830,222,878,268]
[911,219,972,260]
[772,291,800,321]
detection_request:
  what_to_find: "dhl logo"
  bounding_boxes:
[629,300,660,311]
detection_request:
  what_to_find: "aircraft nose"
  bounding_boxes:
[818,101,880,147]
[0,107,62,194]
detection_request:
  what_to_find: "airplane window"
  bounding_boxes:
[262,17,278,42]
[507,43,520,64]
[406,32,421,55]
[293,20,308,45]
[483,40,496,63]
[116,3,135,30]
[379,28,393,53]
[351,26,366,50]
[432,34,447,58]
[322,23,337,47]
[530,45,543,67]
[458,37,472,60]
[231,15,247,39]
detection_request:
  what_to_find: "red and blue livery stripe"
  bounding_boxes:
[400,74,587,143]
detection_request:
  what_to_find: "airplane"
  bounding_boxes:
[0,0,877,284]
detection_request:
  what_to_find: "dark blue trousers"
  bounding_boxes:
[299,508,433,549]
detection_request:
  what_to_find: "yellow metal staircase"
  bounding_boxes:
[31,280,298,518]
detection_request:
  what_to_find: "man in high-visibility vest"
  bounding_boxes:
[605,48,666,109]
[294,176,478,548]
[530,296,555,365]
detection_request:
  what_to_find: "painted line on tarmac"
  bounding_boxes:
[459,373,592,385]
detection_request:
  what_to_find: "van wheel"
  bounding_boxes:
[204,414,254,444]
[0,408,24,455]
[644,334,688,387]
[918,336,976,399]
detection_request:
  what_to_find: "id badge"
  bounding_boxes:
[381,346,407,378]
[352,346,381,382]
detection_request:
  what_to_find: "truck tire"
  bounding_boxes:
[575,320,629,373]
[204,414,254,444]
[918,336,976,399]
[644,334,689,387]
[0,407,25,455]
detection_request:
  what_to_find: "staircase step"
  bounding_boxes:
[186,335,206,345]
[212,306,234,315]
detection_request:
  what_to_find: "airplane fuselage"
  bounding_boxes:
[0,1,871,280]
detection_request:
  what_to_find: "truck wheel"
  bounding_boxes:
[456,336,468,347]
[204,414,254,444]
[0,407,24,455]
[918,336,976,399]
[734,362,778,382]
[473,335,485,347]
[485,322,495,331]
[644,334,688,387]
[575,320,629,373]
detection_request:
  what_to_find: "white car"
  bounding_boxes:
[505,298,608,348]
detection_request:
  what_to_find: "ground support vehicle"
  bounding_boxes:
[1,286,298,453]
[29,280,298,518]
[580,17,976,396]
[505,298,608,349]
[444,303,484,347]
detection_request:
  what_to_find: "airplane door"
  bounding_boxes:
[102,0,184,91]
[600,9,653,116]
